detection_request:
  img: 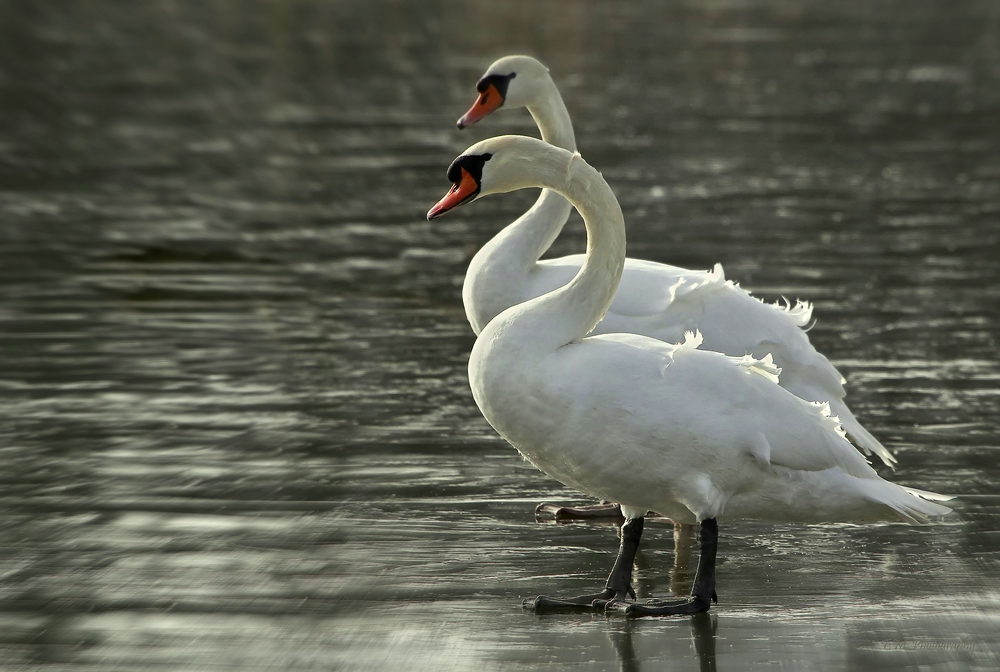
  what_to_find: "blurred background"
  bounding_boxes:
[0,0,998,669]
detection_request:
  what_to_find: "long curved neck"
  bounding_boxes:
[496,150,626,351]
[463,80,579,334]
[528,79,576,153]
[512,78,578,257]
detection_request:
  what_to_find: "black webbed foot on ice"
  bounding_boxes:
[534,500,624,521]
[523,517,720,618]
[523,517,643,613]
[522,587,619,612]
[613,518,718,618]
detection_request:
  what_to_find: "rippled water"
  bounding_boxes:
[0,1,998,670]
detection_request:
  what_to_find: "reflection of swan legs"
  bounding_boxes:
[523,517,644,610]
[524,517,719,615]
[607,613,718,672]
[606,620,641,672]
[670,522,698,596]
[690,612,718,672]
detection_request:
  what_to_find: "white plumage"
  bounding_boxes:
[458,55,894,468]
[432,135,950,528]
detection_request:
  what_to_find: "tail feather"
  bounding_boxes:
[828,398,897,469]
[902,486,955,502]
[880,483,953,524]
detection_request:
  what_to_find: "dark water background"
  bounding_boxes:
[0,1,998,669]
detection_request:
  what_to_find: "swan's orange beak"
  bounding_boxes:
[427,167,480,220]
[456,83,504,129]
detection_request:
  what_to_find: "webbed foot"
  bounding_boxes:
[610,518,719,618]
[520,517,720,619]
[523,517,643,613]
[534,501,624,521]
[523,587,624,612]
[605,592,716,616]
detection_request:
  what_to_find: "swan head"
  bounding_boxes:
[427,135,572,220]
[456,55,553,129]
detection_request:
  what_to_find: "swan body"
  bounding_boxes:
[430,136,950,527]
[458,55,893,468]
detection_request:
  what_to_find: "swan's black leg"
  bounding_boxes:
[523,517,644,612]
[608,518,718,616]
[594,517,644,606]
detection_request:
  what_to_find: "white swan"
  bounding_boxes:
[428,135,951,615]
[457,55,895,469]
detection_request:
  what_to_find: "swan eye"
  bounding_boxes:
[475,72,516,94]
[445,153,492,185]
[458,72,516,129]
[428,166,483,220]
